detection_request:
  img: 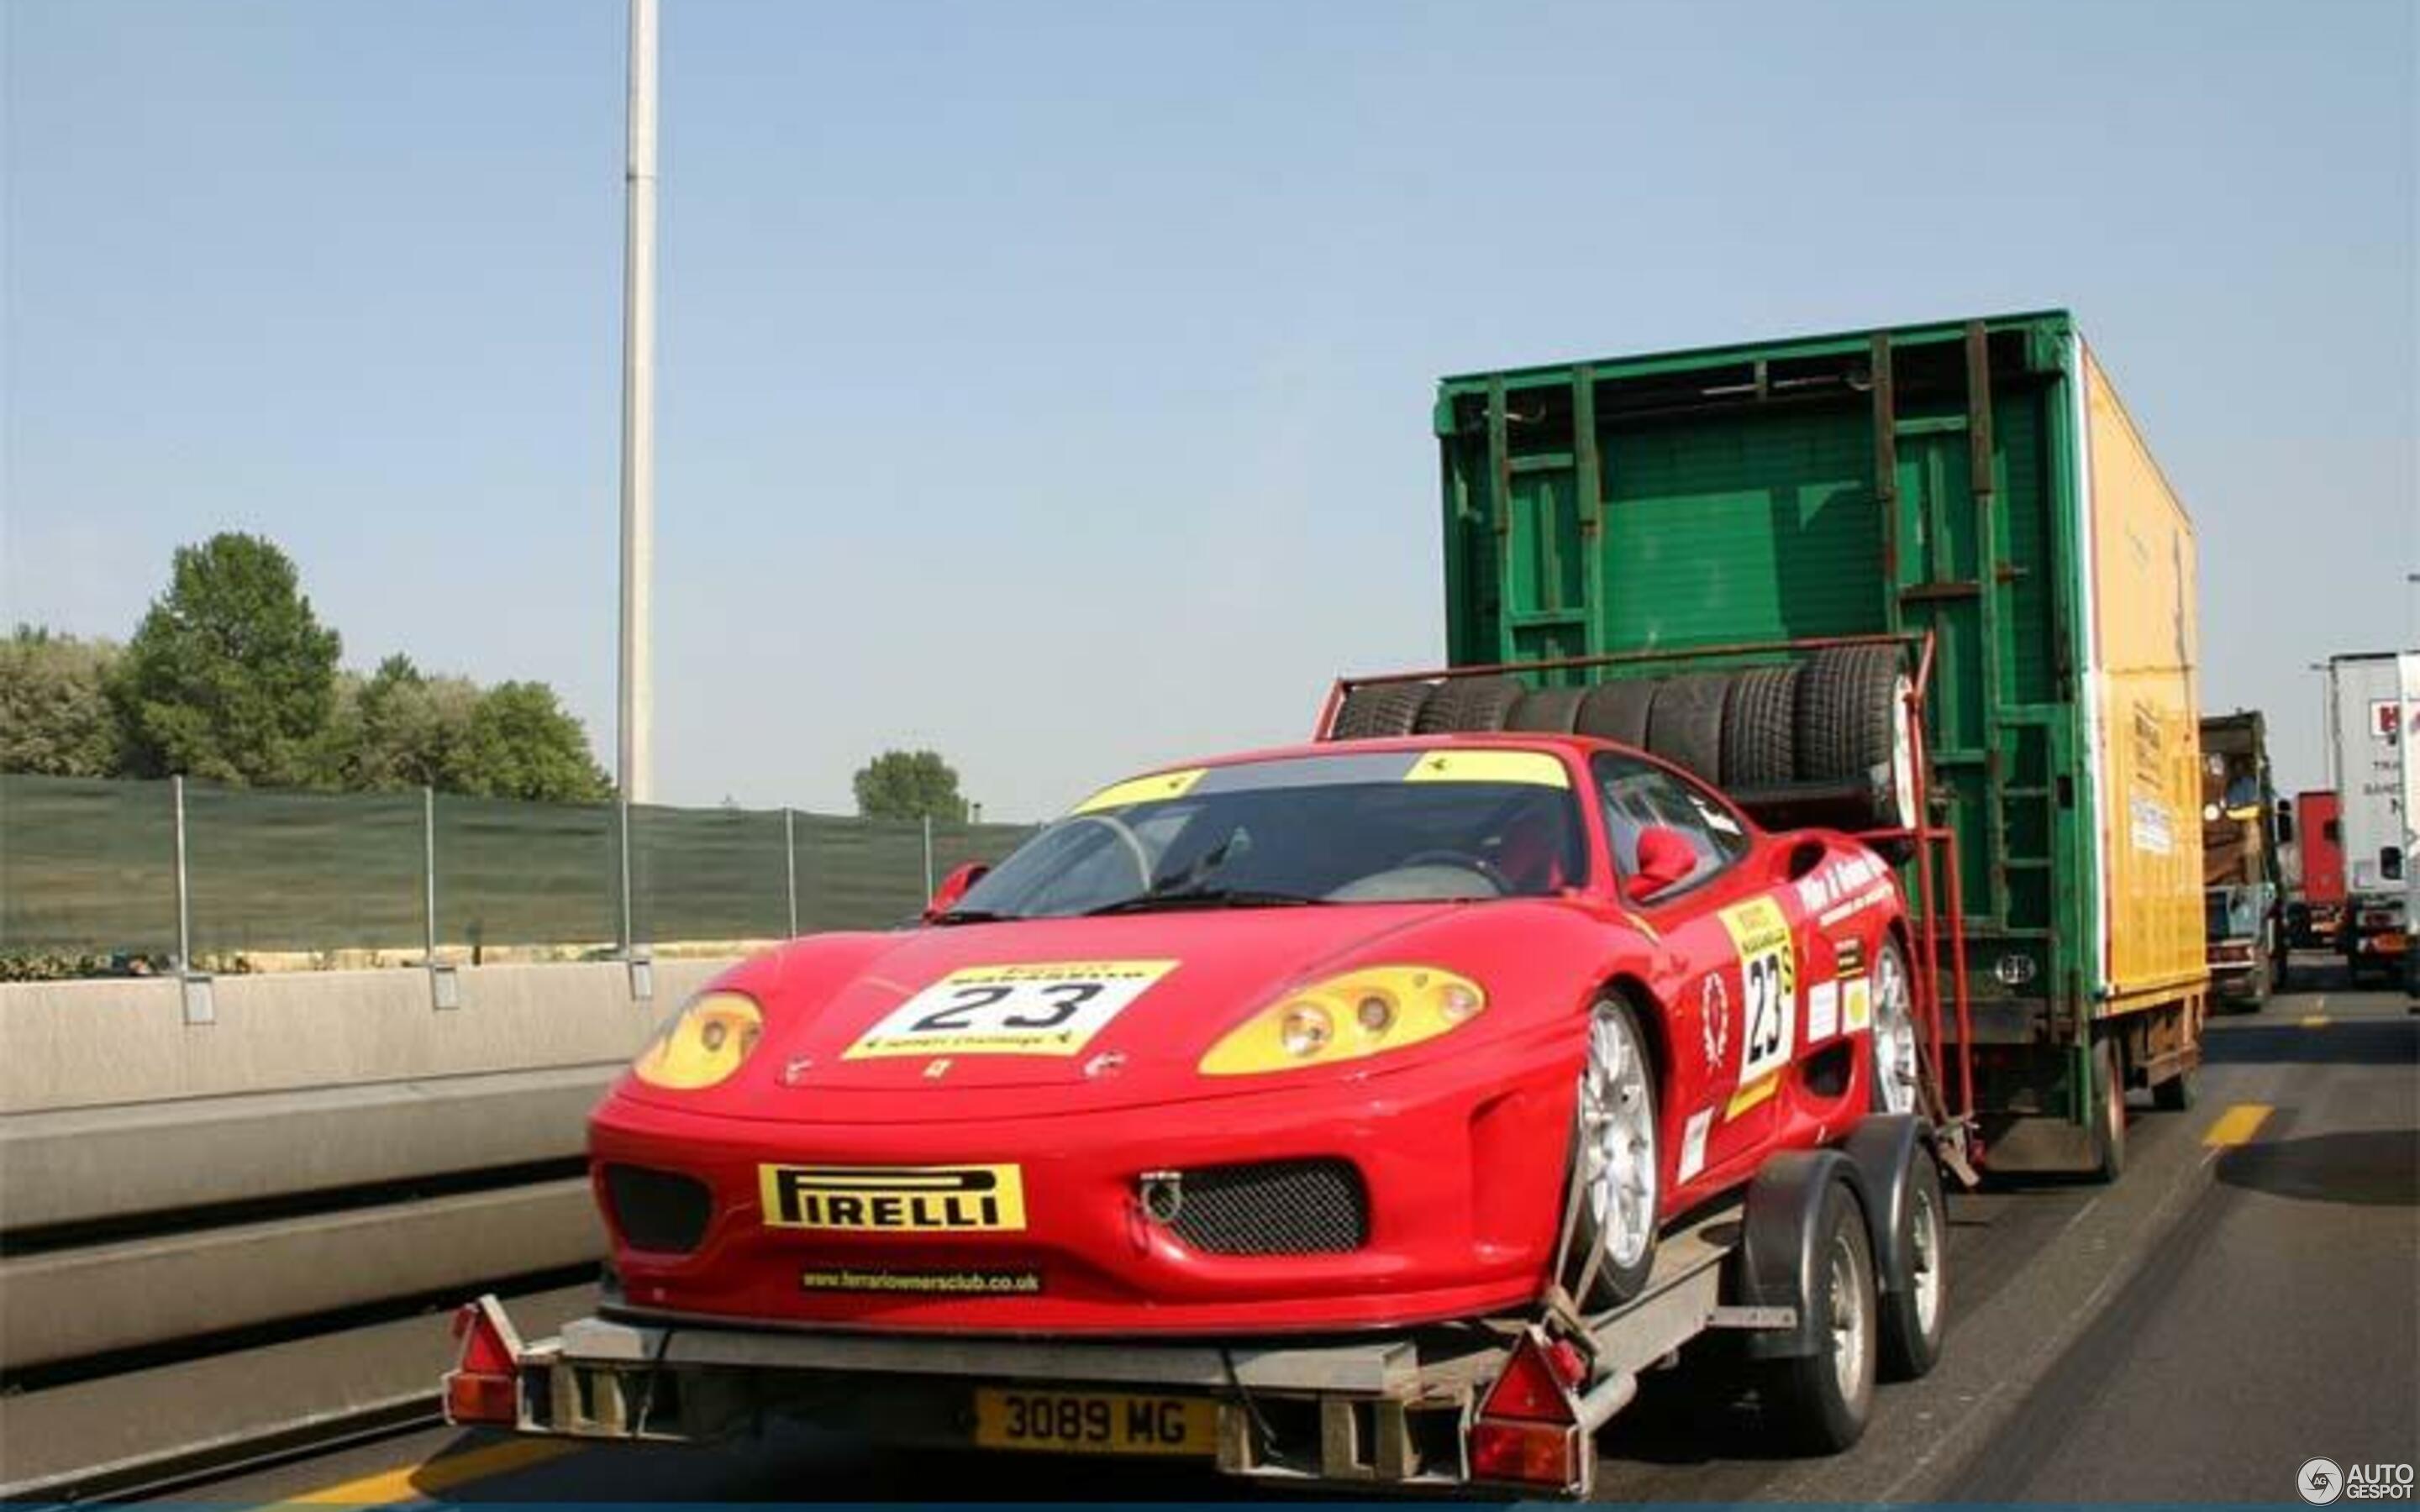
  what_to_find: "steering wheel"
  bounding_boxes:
[1397,848,1511,895]
[1063,812,1154,890]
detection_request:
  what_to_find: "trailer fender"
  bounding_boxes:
[1838,1114,1931,1302]
[1733,1148,1869,1361]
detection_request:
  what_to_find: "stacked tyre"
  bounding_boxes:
[1324,648,1912,831]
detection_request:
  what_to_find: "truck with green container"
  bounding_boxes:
[1327,310,2208,1178]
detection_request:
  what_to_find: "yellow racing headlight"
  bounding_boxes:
[1199,966,1485,1077]
[632,990,764,1090]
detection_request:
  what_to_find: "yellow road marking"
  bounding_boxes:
[285,1436,581,1504]
[2202,1103,2273,1148]
[2301,1013,2330,1029]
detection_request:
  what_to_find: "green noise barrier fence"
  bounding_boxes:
[0,774,1035,963]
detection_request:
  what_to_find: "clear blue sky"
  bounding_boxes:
[6,0,2414,815]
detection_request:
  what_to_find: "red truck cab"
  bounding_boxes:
[2293,790,2345,948]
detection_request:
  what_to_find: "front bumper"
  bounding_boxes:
[589,1032,1576,1336]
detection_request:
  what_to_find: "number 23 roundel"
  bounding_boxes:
[844,961,1179,1060]
[1718,899,1797,1084]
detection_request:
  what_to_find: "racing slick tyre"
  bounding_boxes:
[1565,998,1660,1310]
[1575,678,1656,748]
[1645,673,1729,784]
[1504,685,1586,734]
[1798,646,1915,830]
[1866,937,1922,1116]
[1413,675,1523,735]
[1722,664,1800,791]
[1330,680,1434,739]
[2087,1036,2127,1182]
[1760,1179,1879,1453]
[1876,1151,1948,1382]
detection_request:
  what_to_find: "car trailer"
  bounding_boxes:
[446,1116,1944,1497]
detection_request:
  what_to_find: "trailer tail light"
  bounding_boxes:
[1468,1327,1587,1491]
[444,1295,524,1427]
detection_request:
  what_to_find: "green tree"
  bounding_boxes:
[0,626,127,777]
[852,748,968,822]
[112,533,342,786]
[334,654,481,790]
[447,680,612,802]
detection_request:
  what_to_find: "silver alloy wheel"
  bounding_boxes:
[1581,1008,1658,1271]
[1908,1179,1943,1337]
[1827,1231,1870,1399]
[1872,944,1921,1115]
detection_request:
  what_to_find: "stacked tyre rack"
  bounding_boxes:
[1325,643,1918,837]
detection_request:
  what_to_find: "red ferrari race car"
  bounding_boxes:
[450,708,1954,1492]
[597,735,1922,1327]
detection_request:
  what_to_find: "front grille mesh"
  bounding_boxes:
[1167,1158,1369,1256]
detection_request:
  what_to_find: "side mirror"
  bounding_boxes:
[1624,827,1697,904]
[923,861,991,921]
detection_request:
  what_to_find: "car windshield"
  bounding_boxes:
[948,748,1588,920]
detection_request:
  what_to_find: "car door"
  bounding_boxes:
[1590,751,1787,1201]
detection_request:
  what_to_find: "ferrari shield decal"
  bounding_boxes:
[844,960,1178,1060]
[1719,897,1797,1084]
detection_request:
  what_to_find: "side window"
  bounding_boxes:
[1592,751,1750,895]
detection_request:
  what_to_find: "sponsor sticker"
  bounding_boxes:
[1844,977,1873,1032]
[1719,897,1797,1084]
[1678,1109,1712,1181]
[1807,979,1840,1042]
[845,960,1176,1059]
[799,1266,1041,1295]
[760,1163,1028,1232]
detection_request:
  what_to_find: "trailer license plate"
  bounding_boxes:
[972,1388,1215,1457]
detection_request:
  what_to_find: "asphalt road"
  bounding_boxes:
[160,964,2417,1504]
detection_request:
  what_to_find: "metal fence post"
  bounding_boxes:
[171,775,213,1026]
[619,797,652,1002]
[921,813,934,898]
[424,786,458,1010]
[783,807,799,937]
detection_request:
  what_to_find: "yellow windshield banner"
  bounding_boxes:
[1400,749,1570,789]
[1072,768,1207,814]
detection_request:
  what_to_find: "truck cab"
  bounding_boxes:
[2199,712,2281,1008]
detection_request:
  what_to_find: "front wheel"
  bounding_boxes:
[1868,937,1921,1116]
[1760,1179,1879,1452]
[1564,999,1660,1310]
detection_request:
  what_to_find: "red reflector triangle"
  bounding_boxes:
[1479,1333,1578,1424]
[452,1301,518,1376]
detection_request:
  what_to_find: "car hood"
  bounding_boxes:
[612,900,1588,1124]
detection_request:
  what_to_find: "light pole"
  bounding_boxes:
[618,0,658,806]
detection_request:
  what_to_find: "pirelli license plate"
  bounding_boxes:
[759,1163,1025,1233]
[972,1387,1216,1457]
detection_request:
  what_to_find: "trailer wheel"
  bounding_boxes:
[1798,647,1914,830]
[1722,664,1799,790]
[1505,685,1586,734]
[1330,680,1434,739]
[1565,998,1660,1310]
[1759,1179,1878,1452]
[1575,678,1656,748]
[1876,1152,1947,1381]
[2087,1037,2127,1182]
[1645,673,1729,784]
[1414,675,1523,735]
